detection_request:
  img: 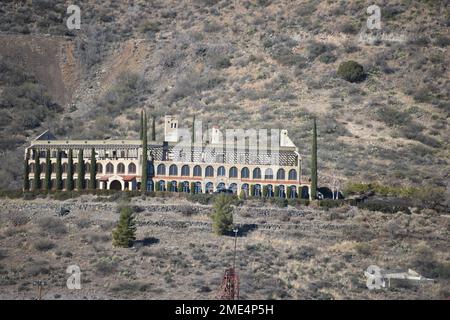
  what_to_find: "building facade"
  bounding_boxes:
[25,116,311,198]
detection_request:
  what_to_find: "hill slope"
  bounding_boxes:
[0,0,448,193]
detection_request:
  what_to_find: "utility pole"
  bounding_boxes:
[232,228,239,270]
[33,280,46,300]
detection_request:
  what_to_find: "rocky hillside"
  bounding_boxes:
[0,0,448,192]
[0,196,449,299]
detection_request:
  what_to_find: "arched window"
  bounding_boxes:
[182,181,190,192]
[277,168,285,180]
[288,169,297,181]
[253,167,261,179]
[241,183,249,195]
[117,163,125,174]
[159,180,166,191]
[229,167,238,178]
[193,165,202,177]
[205,166,214,177]
[254,184,262,197]
[157,164,166,175]
[169,164,178,176]
[96,163,103,174]
[128,163,136,174]
[264,168,273,179]
[229,183,237,194]
[181,165,190,176]
[217,166,225,177]
[106,163,114,174]
[205,182,214,193]
[194,182,202,194]
[267,184,274,197]
[241,167,249,179]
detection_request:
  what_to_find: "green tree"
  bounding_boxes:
[141,111,148,194]
[178,181,183,193]
[190,182,195,194]
[337,60,365,83]
[112,206,137,247]
[152,115,156,141]
[211,194,234,235]
[262,185,268,197]
[311,118,318,199]
[89,148,96,190]
[23,156,30,191]
[139,110,144,140]
[44,149,51,191]
[67,149,74,191]
[239,189,246,200]
[33,150,41,191]
[55,150,62,191]
[76,149,84,191]
[275,185,280,198]
[250,184,255,197]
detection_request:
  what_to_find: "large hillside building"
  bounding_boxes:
[25,116,311,198]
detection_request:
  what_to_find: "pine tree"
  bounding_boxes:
[44,149,51,191]
[76,149,84,190]
[33,150,40,191]
[211,194,234,235]
[190,182,195,194]
[112,206,137,248]
[141,111,148,194]
[89,148,96,190]
[311,118,318,199]
[152,115,156,141]
[275,185,280,198]
[55,150,62,191]
[178,181,183,193]
[67,149,74,191]
[23,156,30,191]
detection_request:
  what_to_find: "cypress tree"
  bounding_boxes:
[55,150,62,191]
[112,206,137,247]
[33,150,41,191]
[139,110,143,140]
[44,149,51,191]
[77,149,84,190]
[152,115,156,141]
[89,148,96,190]
[311,118,318,199]
[141,111,148,194]
[67,149,74,191]
[191,115,195,144]
[23,155,30,191]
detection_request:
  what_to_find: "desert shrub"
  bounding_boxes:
[179,205,198,216]
[337,61,365,83]
[354,242,372,256]
[82,232,111,244]
[76,218,91,229]
[4,211,29,226]
[307,41,336,60]
[38,217,67,235]
[319,53,337,64]
[94,256,118,276]
[318,199,345,210]
[110,281,152,293]
[288,246,316,261]
[187,193,214,205]
[211,194,234,235]
[434,35,450,47]
[358,202,411,214]
[34,239,55,251]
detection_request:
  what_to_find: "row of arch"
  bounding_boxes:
[156,164,298,181]
[29,162,137,175]
[152,180,309,199]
